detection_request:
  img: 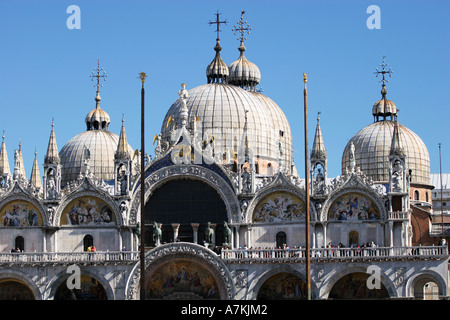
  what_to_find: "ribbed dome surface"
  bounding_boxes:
[249,91,293,169]
[342,120,430,185]
[161,83,293,170]
[60,130,133,186]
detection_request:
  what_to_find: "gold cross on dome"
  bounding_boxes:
[374,56,393,85]
[209,11,227,40]
[232,11,252,43]
[90,60,108,92]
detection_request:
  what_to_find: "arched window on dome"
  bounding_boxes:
[414,190,420,201]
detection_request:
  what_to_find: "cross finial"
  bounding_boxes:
[232,11,252,44]
[374,56,393,85]
[209,11,227,40]
[90,59,108,93]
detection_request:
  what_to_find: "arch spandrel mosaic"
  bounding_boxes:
[253,192,305,223]
[328,193,380,221]
[145,259,220,300]
[0,200,42,227]
[60,196,115,226]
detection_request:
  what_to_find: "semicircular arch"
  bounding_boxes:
[130,164,240,225]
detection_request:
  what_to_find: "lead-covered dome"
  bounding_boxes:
[342,81,430,186]
[60,93,134,186]
[161,83,293,172]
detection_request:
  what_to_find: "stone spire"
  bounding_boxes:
[310,113,327,161]
[45,121,60,164]
[115,116,130,160]
[310,113,327,196]
[390,118,405,157]
[29,151,42,189]
[0,131,10,178]
[13,141,27,181]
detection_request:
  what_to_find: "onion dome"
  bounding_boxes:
[228,43,261,91]
[206,12,229,84]
[228,11,261,91]
[206,39,229,84]
[372,85,397,121]
[85,92,111,130]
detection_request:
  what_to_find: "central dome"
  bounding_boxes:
[160,83,294,175]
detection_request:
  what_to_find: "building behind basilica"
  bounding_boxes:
[0,12,448,300]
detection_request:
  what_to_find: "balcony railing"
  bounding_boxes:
[388,211,410,220]
[220,246,449,263]
[0,251,139,264]
[0,245,447,265]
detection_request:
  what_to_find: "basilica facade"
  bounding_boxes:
[0,12,447,300]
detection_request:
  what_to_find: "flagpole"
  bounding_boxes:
[439,143,445,244]
[139,72,147,300]
[303,73,311,300]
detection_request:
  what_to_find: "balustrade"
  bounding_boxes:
[0,245,446,265]
[221,245,448,262]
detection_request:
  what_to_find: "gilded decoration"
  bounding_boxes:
[328,193,380,221]
[0,200,42,227]
[61,196,115,226]
[253,192,305,222]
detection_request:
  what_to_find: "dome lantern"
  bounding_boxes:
[85,60,110,131]
[372,56,397,122]
[206,11,229,84]
[228,11,261,91]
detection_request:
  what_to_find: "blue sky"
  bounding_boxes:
[0,0,449,180]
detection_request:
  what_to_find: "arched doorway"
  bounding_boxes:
[413,277,440,300]
[126,243,235,300]
[144,179,228,246]
[0,280,35,300]
[54,275,107,300]
[257,272,306,300]
[329,272,389,299]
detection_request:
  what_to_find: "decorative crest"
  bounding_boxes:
[209,11,227,40]
[90,60,108,93]
[374,56,393,85]
[232,11,252,43]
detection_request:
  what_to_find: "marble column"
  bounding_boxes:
[191,223,199,244]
